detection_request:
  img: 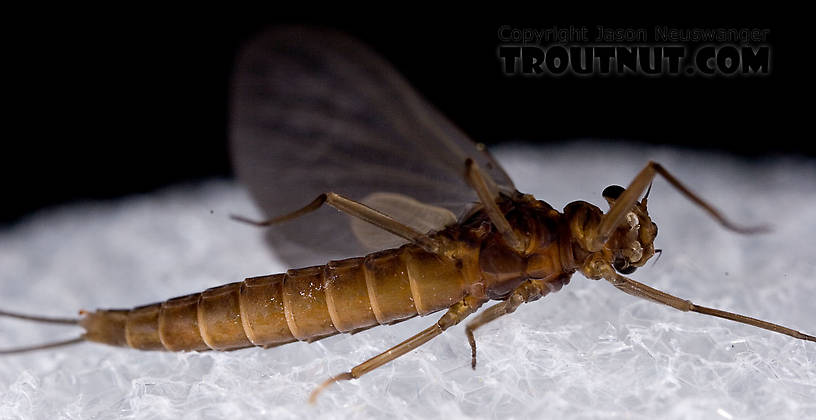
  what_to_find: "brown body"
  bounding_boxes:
[80,194,583,351]
[2,27,812,405]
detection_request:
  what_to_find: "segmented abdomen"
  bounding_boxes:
[81,244,474,351]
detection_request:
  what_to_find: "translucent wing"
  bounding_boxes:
[350,192,458,251]
[230,26,514,267]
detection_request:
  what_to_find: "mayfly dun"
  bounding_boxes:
[1,26,813,404]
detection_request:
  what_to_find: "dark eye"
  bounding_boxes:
[603,185,625,200]
[613,258,637,274]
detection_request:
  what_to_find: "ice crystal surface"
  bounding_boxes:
[1,142,815,419]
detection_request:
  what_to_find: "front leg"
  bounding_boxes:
[592,161,768,251]
[585,256,816,343]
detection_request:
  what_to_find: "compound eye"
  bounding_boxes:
[613,258,637,274]
[603,185,625,200]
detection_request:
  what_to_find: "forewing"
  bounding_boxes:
[230,26,514,267]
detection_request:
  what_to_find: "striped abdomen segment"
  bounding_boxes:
[81,245,471,351]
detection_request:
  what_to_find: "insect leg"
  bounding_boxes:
[592,161,769,251]
[465,159,526,253]
[465,280,544,369]
[231,192,444,254]
[309,296,484,403]
[600,266,815,342]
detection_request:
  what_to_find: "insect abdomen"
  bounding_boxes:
[81,244,472,351]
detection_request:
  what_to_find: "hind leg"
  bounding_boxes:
[309,295,484,403]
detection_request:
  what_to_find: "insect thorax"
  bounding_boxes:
[469,196,576,300]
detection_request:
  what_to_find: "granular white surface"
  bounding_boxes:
[1,142,814,419]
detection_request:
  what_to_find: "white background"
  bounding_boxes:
[1,142,814,419]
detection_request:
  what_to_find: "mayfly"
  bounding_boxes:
[1,26,813,403]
